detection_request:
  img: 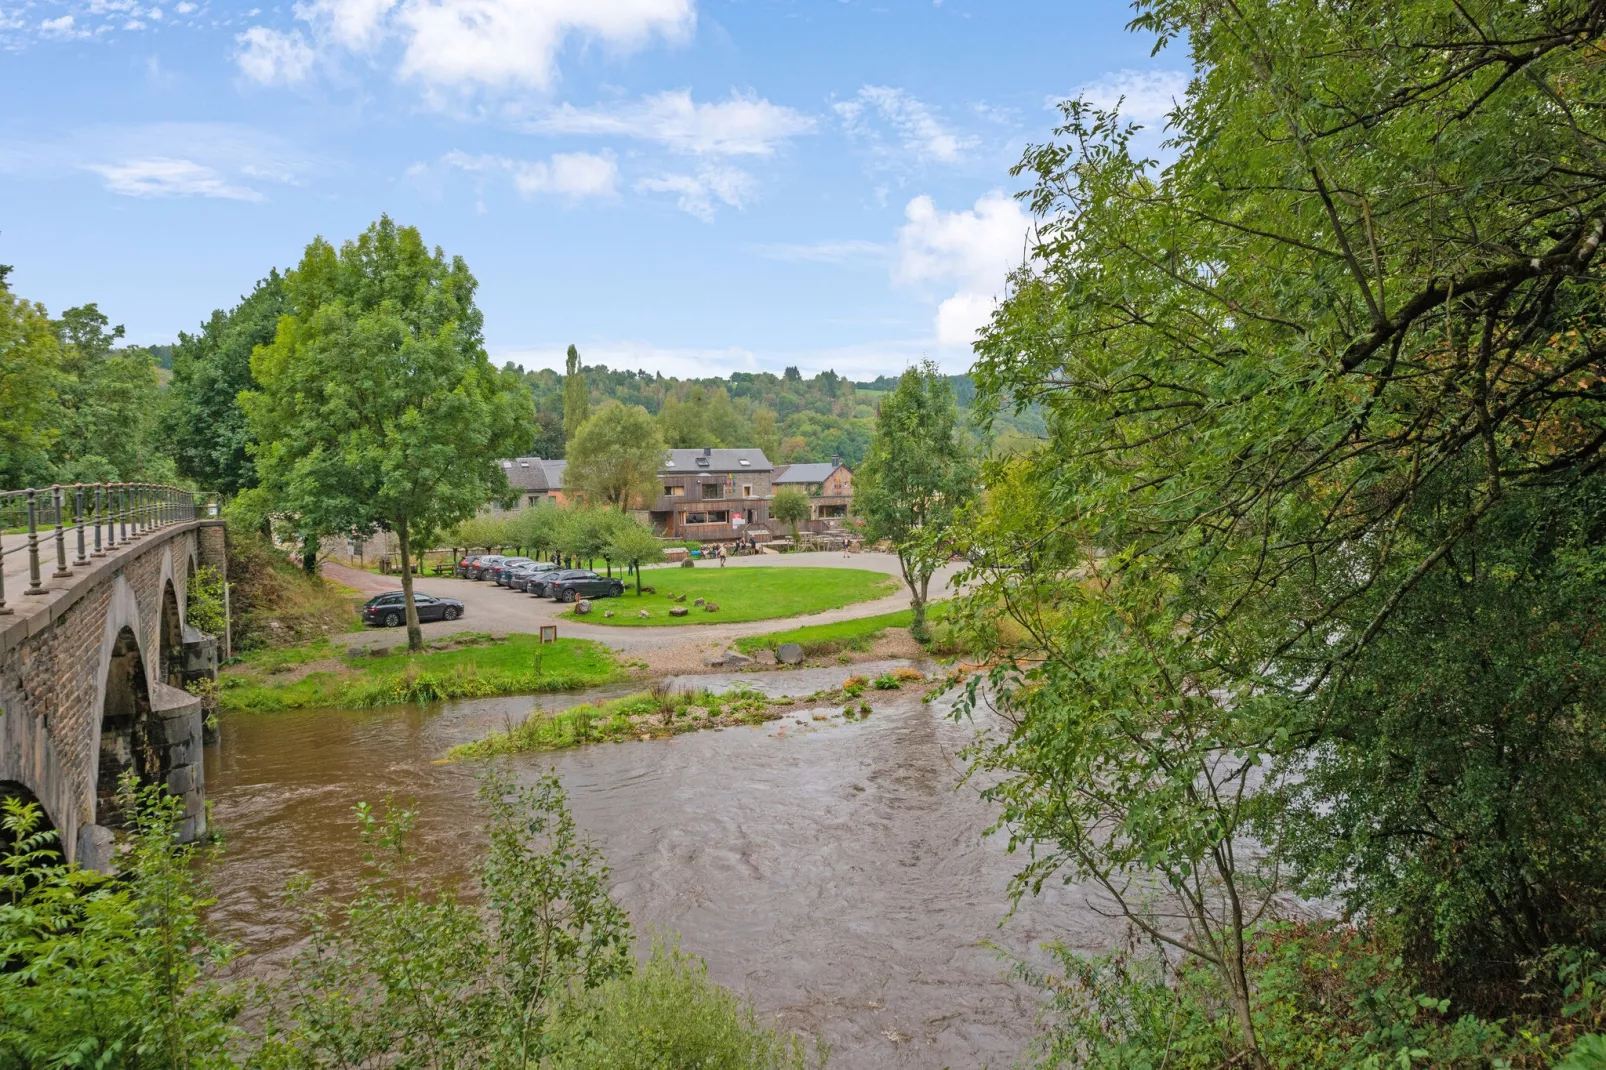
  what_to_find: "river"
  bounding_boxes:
[204,661,1119,1069]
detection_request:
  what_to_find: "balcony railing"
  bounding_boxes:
[0,483,216,615]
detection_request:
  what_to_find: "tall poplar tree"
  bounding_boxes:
[246,216,533,652]
[563,344,589,449]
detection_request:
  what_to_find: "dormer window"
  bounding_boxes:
[501,461,513,468]
[665,460,676,467]
[696,457,710,467]
[739,458,750,466]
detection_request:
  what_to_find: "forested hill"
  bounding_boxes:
[518,363,1044,467]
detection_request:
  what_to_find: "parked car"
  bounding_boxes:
[542,569,626,603]
[362,591,465,627]
[468,555,507,581]
[490,557,535,586]
[507,561,557,590]
[455,554,481,578]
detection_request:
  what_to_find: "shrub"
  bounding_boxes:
[543,937,823,1070]
[186,562,227,636]
[870,673,900,690]
[841,675,867,697]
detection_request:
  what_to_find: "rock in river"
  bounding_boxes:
[777,642,805,666]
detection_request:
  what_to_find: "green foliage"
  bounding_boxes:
[0,780,241,1067]
[771,486,810,542]
[565,400,666,509]
[0,281,64,487]
[543,937,822,1070]
[563,343,590,446]
[245,215,534,650]
[163,271,285,496]
[1020,925,1606,1070]
[186,563,227,636]
[217,634,621,713]
[605,516,666,593]
[855,361,975,640]
[251,770,633,1065]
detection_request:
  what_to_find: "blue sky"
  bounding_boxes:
[0,0,1187,378]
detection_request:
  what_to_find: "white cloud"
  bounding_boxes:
[85,157,265,200]
[174,1,195,12]
[835,85,974,164]
[235,26,316,85]
[529,89,816,156]
[438,149,618,200]
[293,0,394,49]
[39,14,86,36]
[396,0,694,90]
[1070,69,1188,126]
[750,239,886,265]
[895,190,1031,348]
[637,165,753,222]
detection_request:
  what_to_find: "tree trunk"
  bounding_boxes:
[635,560,643,595]
[397,518,423,653]
[301,533,319,576]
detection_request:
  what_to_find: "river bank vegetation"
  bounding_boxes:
[218,632,623,713]
[0,774,821,1067]
[951,0,1606,1064]
[447,668,926,760]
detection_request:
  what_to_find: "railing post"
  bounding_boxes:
[118,484,128,545]
[92,484,105,556]
[73,484,89,567]
[131,484,142,539]
[25,489,45,595]
[52,485,72,578]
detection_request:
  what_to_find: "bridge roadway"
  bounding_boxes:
[0,512,225,870]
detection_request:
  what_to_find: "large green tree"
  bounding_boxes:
[246,216,533,651]
[770,487,810,545]
[854,362,974,641]
[0,281,64,487]
[565,401,665,510]
[961,0,1606,1053]
[49,304,173,484]
[163,272,285,496]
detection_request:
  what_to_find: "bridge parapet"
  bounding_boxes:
[0,483,223,868]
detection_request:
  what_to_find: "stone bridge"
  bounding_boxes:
[0,484,223,870]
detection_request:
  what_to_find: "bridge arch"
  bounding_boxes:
[96,626,157,829]
[158,579,184,689]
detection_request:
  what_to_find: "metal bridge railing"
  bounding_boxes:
[0,484,218,616]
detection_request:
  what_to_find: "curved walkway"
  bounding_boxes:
[324,552,961,667]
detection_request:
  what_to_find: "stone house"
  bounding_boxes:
[497,457,570,509]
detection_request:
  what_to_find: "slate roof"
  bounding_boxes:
[660,448,772,474]
[501,457,568,492]
[771,462,841,485]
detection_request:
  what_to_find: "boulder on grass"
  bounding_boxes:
[669,606,690,617]
[675,594,687,603]
[604,610,614,618]
[638,610,651,619]
[777,642,805,666]
[694,597,706,607]
[704,601,719,612]
[754,648,778,666]
[574,599,593,615]
[641,585,656,594]
[704,649,753,668]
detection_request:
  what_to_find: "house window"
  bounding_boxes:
[709,510,729,523]
[664,485,685,496]
[702,483,724,500]
[742,485,752,497]
[819,504,847,518]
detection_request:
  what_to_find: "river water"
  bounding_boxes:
[204,662,1119,1069]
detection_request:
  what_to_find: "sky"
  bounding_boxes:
[0,0,1189,379]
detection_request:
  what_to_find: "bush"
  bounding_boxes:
[544,937,823,1070]
[186,562,227,636]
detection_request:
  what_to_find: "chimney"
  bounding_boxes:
[703,447,712,457]
[832,455,842,468]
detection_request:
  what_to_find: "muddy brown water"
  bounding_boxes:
[204,661,1120,1069]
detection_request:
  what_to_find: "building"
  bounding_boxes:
[498,456,569,509]
[771,459,854,534]
[649,447,774,541]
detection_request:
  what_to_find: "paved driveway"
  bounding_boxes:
[325,552,963,659]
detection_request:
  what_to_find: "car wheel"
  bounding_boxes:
[611,583,624,597]
[561,588,577,603]
[443,606,459,621]
[382,611,401,627]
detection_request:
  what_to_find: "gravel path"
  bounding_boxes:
[322,552,961,672]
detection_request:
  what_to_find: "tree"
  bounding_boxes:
[960,0,1606,1055]
[246,216,533,652]
[565,401,665,511]
[0,281,64,487]
[854,362,974,641]
[563,344,589,447]
[46,303,173,484]
[605,517,665,593]
[771,487,810,545]
[163,272,285,496]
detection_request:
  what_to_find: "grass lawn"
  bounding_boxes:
[570,566,900,627]
[733,601,950,655]
[218,631,624,713]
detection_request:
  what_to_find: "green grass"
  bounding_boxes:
[572,566,899,627]
[219,633,623,713]
[734,601,949,655]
